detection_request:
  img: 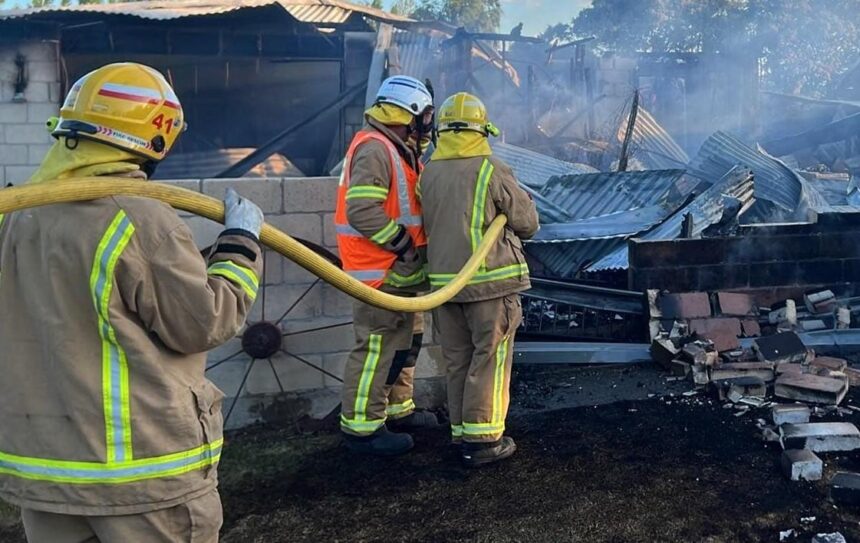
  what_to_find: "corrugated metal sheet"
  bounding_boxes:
[525,169,686,278]
[491,141,596,189]
[618,106,689,170]
[0,0,413,24]
[687,131,803,214]
[587,166,755,272]
[530,205,670,243]
[154,148,305,180]
[284,4,350,23]
[537,169,685,221]
[390,30,442,82]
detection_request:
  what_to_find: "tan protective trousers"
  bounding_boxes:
[433,294,522,443]
[20,488,221,543]
[340,291,425,436]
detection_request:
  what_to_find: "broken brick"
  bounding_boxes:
[830,472,860,506]
[741,319,761,337]
[753,332,807,364]
[650,338,679,369]
[689,318,742,351]
[659,292,711,319]
[728,377,766,400]
[775,373,849,405]
[781,422,860,452]
[812,357,848,373]
[711,362,775,383]
[772,404,811,425]
[717,292,756,317]
[781,449,823,481]
[805,290,836,313]
[775,363,803,375]
[669,359,691,377]
[844,367,860,387]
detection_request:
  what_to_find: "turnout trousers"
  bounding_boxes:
[433,294,522,443]
[340,290,425,436]
[21,488,222,543]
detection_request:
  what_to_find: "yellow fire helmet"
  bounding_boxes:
[52,63,185,162]
[437,92,499,137]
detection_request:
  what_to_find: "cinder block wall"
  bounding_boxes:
[0,41,60,185]
[628,213,860,303]
[163,177,446,429]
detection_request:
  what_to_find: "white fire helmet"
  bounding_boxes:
[374,76,433,116]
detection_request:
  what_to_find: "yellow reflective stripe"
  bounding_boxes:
[339,415,385,433]
[462,422,505,436]
[207,261,259,300]
[347,333,382,432]
[492,337,509,424]
[90,210,136,463]
[346,185,389,200]
[0,213,5,228]
[429,263,529,287]
[0,439,223,485]
[470,159,494,255]
[385,399,416,417]
[385,267,426,287]
[451,424,464,438]
[370,220,399,244]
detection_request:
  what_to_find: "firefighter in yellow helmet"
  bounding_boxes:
[0,63,264,542]
[417,92,539,466]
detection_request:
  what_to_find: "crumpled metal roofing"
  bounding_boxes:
[617,106,689,171]
[0,0,413,24]
[687,131,802,214]
[525,169,687,277]
[587,166,755,272]
[490,141,596,189]
[529,205,670,243]
[537,169,686,221]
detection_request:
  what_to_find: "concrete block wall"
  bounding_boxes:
[0,41,60,185]
[162,176,445,429]
[628,213,860,299]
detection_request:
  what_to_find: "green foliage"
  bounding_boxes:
[407,0,502,32]
[551,0,860,96]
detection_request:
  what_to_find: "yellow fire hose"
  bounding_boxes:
[0,179,507,312]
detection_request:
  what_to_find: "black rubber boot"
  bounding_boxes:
[387,410,440,431]
[461,436,517,467]
[343,426,414,456]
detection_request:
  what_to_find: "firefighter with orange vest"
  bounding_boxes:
[335,76,438,455]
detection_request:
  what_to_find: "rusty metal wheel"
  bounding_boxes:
[204,238,351,426]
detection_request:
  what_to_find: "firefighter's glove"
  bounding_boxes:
[384,225,419,263]
[223,188,264,239]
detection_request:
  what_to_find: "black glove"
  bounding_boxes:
[383,225,418,262]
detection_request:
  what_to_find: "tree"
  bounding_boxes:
[390,0,416,16]
[555,0,860,97]
[405,0,502,32]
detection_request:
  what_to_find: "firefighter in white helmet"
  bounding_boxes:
[334,76,439,455]
[0,63,263,542]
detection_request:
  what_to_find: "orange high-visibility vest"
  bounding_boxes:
[335,130,427,289]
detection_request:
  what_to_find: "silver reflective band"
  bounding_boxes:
[335,224,363,237]
[347,269,387,281]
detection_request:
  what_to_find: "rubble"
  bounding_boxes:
[780,422,860,452]
[774,373,849,405]
[754,333,808,365]
[712,362,775,383]
[781,449,823,481]
[812,534,847,543]
[773,404,812,425]
[804,290,836,314]
[830,472,860,506]
[727,377,767,401]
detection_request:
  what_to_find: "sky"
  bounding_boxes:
[382,0,592,37]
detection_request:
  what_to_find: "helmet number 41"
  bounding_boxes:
[151,114,175,134]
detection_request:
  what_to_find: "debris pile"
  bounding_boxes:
[649,288,860,501]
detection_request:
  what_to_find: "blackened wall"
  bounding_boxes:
[629,213,860,294]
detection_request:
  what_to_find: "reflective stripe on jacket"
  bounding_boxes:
[335,125,427,290]
[0,192,262,516]
[418,155,539,303]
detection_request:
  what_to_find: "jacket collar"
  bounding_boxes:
[365,117,419,171]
